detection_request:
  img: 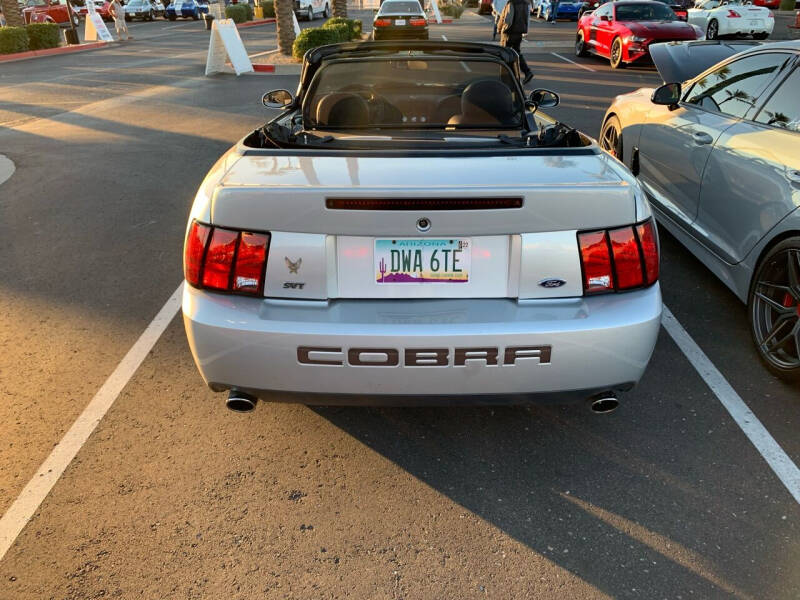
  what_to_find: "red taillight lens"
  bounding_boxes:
[374,18,391,26]
[578,219,659,295]
[728,9,741,17]
[202,228,238,290]
[409,17,427,25]
[636,220,659,285]
[184,221,270,295]
[184,221,210,286]
[609,226,644,289]
[578,230,613,294]
[233,232,269,293]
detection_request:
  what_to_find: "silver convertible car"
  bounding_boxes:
[182,42,662,412]
[600,40,800,380]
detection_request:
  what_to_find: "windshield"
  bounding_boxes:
[304,58,523,130]
[378,0,423,14]
[615,3,676,20]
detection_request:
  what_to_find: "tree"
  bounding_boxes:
[333,0,347,18]
[274,0,296,56]
[1,0,26,27]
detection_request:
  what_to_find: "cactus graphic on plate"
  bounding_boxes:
[378,257,387,282]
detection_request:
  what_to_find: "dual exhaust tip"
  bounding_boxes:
[226,390,619,414]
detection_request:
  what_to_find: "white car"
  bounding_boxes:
[687,0,774,40]
[181,42,663,412]
[293,0,330,21]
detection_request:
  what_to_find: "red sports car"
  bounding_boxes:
[751,0,780,7]
[575,0,702,68]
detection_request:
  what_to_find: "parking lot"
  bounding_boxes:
[0,8,798,599]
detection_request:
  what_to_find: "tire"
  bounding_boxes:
[599,115,623,160]
[192,10,199,20]
[610,37,625,69]
[169,13,176,20]
[575,30,588,57]
[307,6,314,20]
[148,9,154,20]
[323,3,330,17]
[748,237,800,381]
[125,14,131,20]
[706,18,719,40]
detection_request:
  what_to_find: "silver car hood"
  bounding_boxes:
[650,40,762,83]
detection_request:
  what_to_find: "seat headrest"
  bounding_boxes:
[459,79,516,126]
[314,92,370,128]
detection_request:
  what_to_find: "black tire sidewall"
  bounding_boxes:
[600,115,623,160]
[747,236,800,380]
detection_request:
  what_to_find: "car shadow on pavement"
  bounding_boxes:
[312,333,797,599]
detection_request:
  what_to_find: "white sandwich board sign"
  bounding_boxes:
[84,12,114,42]
[205,18,254,76]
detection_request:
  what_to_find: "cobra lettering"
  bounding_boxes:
[297,346,551,366]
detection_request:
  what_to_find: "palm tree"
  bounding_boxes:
[1,0,26,27]
[333,0,347,17]
[274,0,296,55]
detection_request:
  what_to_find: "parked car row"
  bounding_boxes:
[68,0,211,22]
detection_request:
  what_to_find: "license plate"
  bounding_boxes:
[375,238,470,284]
[394,18,406,25]
[749,19,762,25]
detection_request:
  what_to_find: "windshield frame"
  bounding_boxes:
[302,55,526,131]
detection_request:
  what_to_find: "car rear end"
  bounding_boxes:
[373,2,429,40]
[182,148,662,406]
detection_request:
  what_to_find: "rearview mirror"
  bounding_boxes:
[651,82,681,106]
[262,89,294,109]
[529,88,560,109]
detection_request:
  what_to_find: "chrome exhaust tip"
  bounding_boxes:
[226,390,258,413]
[589,393,619,414]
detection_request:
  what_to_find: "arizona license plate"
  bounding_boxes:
[749,19,762,25]
[395,18,406,25]
[375,238,470,284]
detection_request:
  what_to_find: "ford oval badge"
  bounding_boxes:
[539,278,567,289]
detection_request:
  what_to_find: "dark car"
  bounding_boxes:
[373,0,428,40]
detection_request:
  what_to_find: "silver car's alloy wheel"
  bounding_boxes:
[707,19,719,40]
[599,116,622,159]
[749,240,800,380]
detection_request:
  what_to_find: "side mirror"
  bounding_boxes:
[262,89,294,109]
[529,88,560,109]
[651,82,681,106]
[599,13,610,20]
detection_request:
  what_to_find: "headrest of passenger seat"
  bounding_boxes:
[315,93,370,128]
[454,79,515,126]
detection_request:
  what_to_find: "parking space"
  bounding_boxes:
[0,7,798,598]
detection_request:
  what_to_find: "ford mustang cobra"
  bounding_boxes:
[181,41,663,410]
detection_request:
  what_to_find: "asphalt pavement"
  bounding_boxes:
[0,11,798,599]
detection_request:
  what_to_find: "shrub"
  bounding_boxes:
[242,1,254,20]
[325,22,351,41]
[26,23,61,51]
[322,16,361,39]
[292,26,341,59]
[225,4,248,22]
[439,1,464,17]
[259,0,275,17]
[0,27,29,55]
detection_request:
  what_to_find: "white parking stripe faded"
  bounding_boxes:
[0,283,184,562]
[551,51,596,72]
[0,155,14,187]
[441,34,448,40]
[662,305,800,505]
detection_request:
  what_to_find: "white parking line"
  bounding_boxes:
[0,283,184,562]
[551,51,596,72]
[662,305,800,505]
[441,34,448,40]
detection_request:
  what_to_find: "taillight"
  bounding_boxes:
[409,17,427,25]
[374,18,391,26]
[727,9,741,17]
[578,219,659,295]
[578,230,613,294]
[184,220,270,295]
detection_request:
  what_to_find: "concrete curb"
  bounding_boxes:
[237,17,277,28]
[0,41,109,65]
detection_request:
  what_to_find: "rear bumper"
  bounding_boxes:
[373,27,429,40]
[183,284,662,403]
